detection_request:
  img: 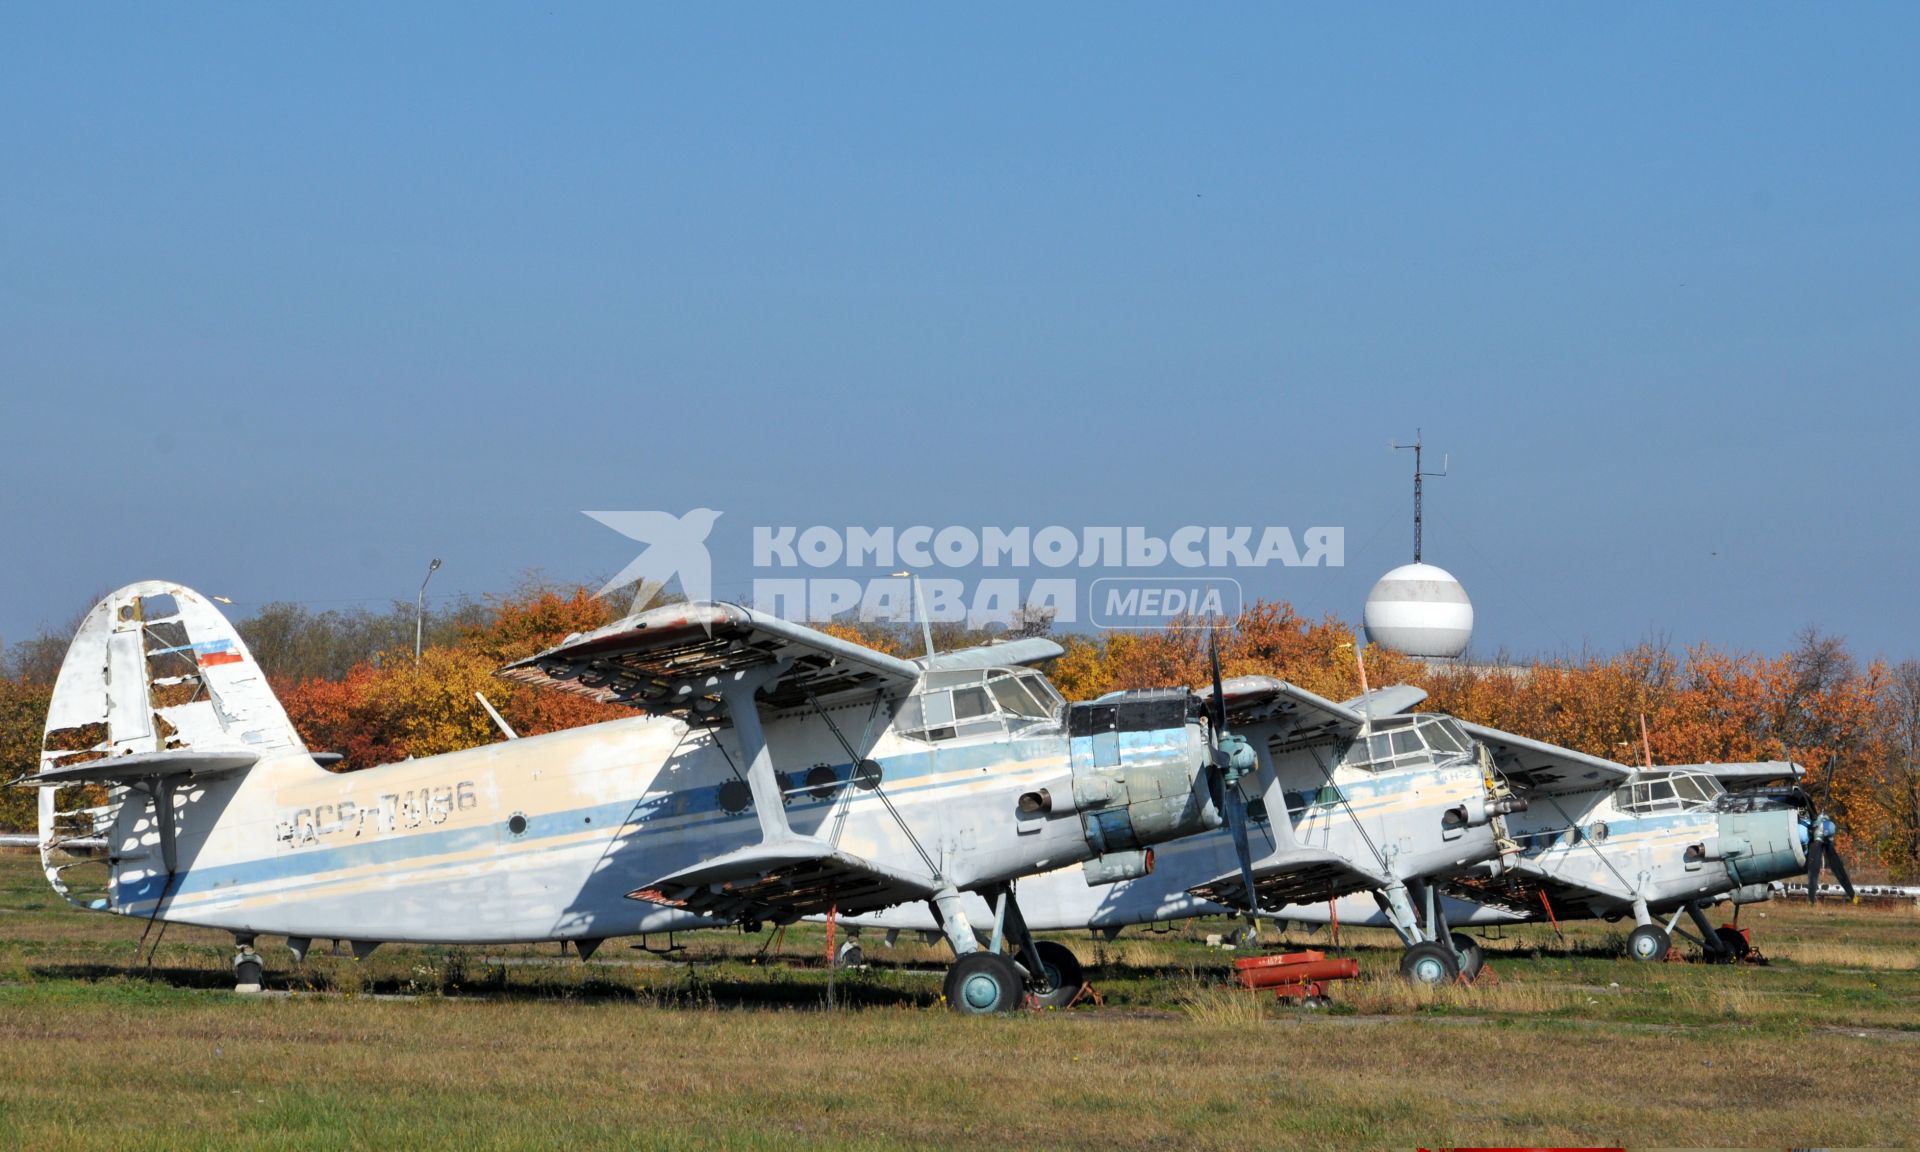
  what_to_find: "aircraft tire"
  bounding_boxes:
[1708,926,1750,963]
[1449,932,1484,981]
[1399,941,1458,986]
[835,941,864,969]
[234,955,264,991]
[943,952,1023,1014]
[1626,924,1671,962]
[1030,940,1084,1009]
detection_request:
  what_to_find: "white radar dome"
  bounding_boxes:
[1364,562,1473,658]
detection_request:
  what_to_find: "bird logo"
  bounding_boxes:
[585,509,723,612]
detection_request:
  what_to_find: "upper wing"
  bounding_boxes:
[629,836,940,923]
[1457,721,1634,795]
[920,636,1063,672]
[1677,760,1803,787]
[497,601,924,718]
[1188,846,1391,910]
[1207,676,1365,740]
[1343,684,1428,718]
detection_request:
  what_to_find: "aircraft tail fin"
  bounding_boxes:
[38,582,303,771]
[33,583,305,905]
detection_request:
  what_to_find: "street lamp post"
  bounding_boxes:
[416,557,442,665]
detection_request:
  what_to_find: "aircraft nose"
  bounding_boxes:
[1715,805,1807,887]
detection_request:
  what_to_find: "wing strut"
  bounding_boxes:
[722,666,793,842]
[805,688,940,880]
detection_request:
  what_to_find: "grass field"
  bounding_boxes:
[1,848,1915,1150]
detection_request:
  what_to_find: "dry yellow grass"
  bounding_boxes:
[1,850,1917,1149]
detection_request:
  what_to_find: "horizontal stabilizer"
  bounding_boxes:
[628,836,940,924]
[1188,847,1390,910]
[18,748,260,787]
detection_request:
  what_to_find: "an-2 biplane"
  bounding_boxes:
[23,582,1271,1012]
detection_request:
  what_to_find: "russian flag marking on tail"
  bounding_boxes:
[196,638,243,667]
[152,638,244,667]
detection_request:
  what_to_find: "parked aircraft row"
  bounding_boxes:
[21,583,1811,1011]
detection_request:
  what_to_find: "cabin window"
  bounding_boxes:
[1423,719,1467,755]
[954,686,992,720]
[895,669,1063,743]
[991,676,1051,721]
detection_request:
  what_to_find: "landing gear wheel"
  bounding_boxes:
[1449,932,1484,981]
[943,952,1023,1014]
[233,951,264,992]
[835,940,864,969]
[1400,941,1459,986]
[1228,923,1261,948]
[1030,941,1084,1009]
[1626,924,1671,962]
[1708,926,1750,964]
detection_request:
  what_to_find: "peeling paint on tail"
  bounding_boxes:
[35,582,306,907]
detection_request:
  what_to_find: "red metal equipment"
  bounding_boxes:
[1232,949,1360,1001]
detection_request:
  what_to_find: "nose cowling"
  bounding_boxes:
[1067,700,1223,856]
[1716,805,1807,887]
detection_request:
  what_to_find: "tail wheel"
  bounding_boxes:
[1400,941,1459,986]
[1449,932,1485,981]
[943,952,1023,1014]
[1626,924,1671,962]
[1031,940,1084,1009]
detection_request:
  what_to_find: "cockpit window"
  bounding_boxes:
[896,668,1063,743]
[954,686,992,720]
[991,676,1051,720]
[1020,673,1063,715]
[1613,770,1721,814]
[1425,719,1467,755]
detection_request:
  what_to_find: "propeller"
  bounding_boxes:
[1807,808,1857,903]
[1205,631,1262,930]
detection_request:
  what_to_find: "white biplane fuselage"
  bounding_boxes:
[30,583,1226,1007]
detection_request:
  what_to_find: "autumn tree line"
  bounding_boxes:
[2,585,1917,880]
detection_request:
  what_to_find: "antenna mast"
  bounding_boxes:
[1391,430,1448,563]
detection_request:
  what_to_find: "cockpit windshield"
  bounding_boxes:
[895,668,1063,743]
[1340,714,1476,771]
[1611,770,1724,815]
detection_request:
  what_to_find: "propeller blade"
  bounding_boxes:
[1208,630,1226,734]
[1224,784,1259,919]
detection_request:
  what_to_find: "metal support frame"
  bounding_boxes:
[930,886,979,956]
[1677,901,1726,953]
[718,666,792,842]
[1375,879,1464,964]
[991,883,1047,985]
[1374,883,1436,944]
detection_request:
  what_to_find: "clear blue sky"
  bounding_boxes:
[3,5,1916,661]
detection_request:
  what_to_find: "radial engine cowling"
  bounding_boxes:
[1066,691,1222,856]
